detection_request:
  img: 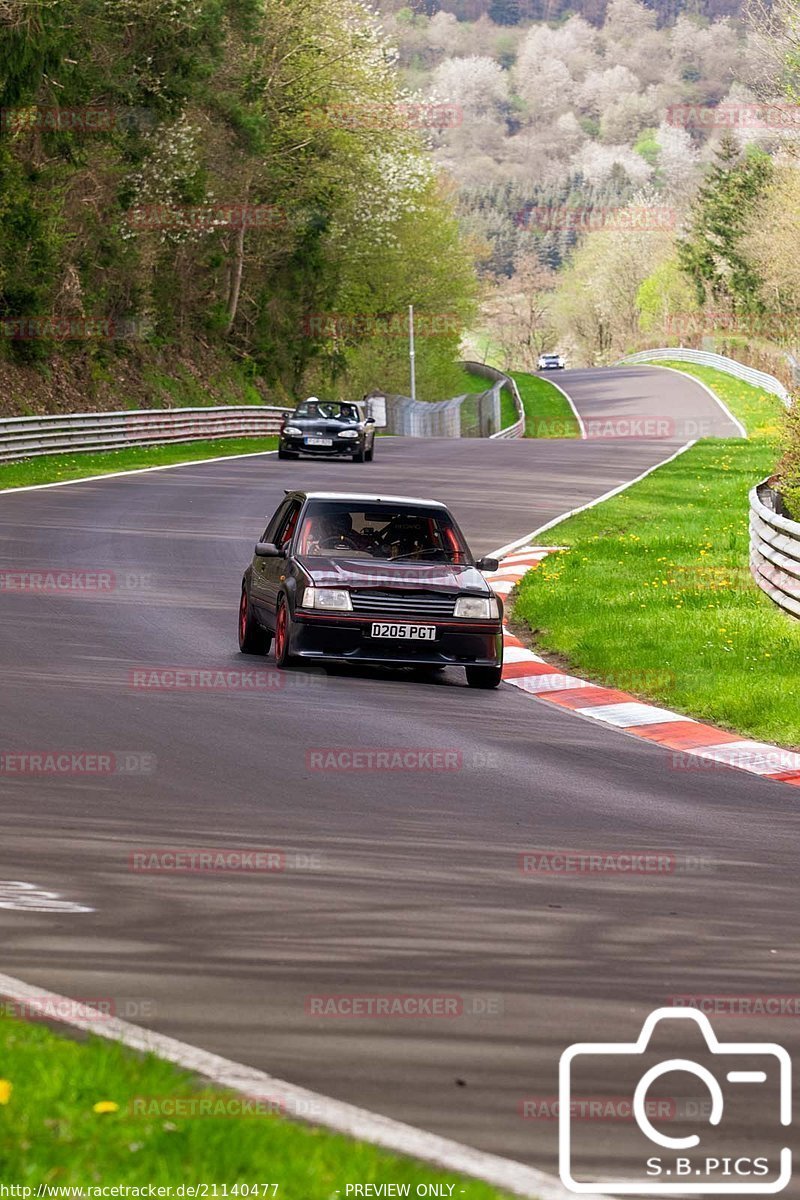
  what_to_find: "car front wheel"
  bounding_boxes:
[465,664,503,689]
[274,595,296,669]
[239,586,271,655]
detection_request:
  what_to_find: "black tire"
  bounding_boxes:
[278,447,298,460]
[365,444,374,462]
[351,446,366,462]
[273,594,296,669]
[238,585,271,655]
[465,664,503,689]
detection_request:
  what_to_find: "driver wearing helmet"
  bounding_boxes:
[307,510,367,553]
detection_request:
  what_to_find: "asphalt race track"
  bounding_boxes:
[1,366,797,1187]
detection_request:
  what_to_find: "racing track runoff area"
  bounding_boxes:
[1,365,798,1190]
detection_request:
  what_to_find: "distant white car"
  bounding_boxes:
[538,353,565,370]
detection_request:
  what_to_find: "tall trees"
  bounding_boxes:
[0,0,478,397]
[677,133,773,311]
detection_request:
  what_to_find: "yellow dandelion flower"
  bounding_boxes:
[93,1101,120,1115]
[0,1080,11,1105]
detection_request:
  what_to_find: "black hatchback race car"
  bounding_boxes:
[279,398,376,462]
[238,491,504,688]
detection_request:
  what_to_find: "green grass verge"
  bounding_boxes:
[0,437,279,491]
[508,373,581,439]
[0,1012,511,1196]
[513,363,800,747]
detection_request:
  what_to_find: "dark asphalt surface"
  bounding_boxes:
[1,367,797,1189]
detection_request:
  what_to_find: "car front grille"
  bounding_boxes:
[350,590,457,618]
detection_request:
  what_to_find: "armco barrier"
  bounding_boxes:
[619,348,792,409]
[750,479,800,620]
[0,405,290,463]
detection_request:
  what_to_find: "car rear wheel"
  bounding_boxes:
[239,586,271,655]
[465,664,503,689]
[274,595,296,669]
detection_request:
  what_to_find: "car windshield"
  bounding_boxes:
[295,401,359,421]
[296,502,472,563]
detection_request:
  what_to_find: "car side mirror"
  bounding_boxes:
[477,556,499,572]
[255,541,283,558]
[365,417,376,425]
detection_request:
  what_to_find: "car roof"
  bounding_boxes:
[284,490,448,508]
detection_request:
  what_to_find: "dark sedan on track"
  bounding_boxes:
[238,491,504,688]
[279,398,376,462]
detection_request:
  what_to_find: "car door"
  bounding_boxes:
[252,499,302,625]
[251,500,290,617]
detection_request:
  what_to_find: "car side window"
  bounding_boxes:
[263,500,293,544]
[276,501,302,550]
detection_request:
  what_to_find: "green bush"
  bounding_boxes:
[778,397,800,520]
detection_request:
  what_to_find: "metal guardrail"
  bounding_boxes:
[0,405,290,463]
[460,362,525,439]
[0,365,523,463]
[620,348,792,409]
[750,479,800,619]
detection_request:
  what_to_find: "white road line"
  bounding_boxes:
[623,363,748,440]
[489,440,697,559]
[0,971,609,1200]
[537,375,587,440]
[0,449,279,497]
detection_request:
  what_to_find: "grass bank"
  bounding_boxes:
[0,1010,510,1197]
[513,363,800,747]
[508,372,581,439]
[0,437,279,492]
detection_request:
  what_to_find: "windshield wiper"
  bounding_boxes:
[390,547,452,563]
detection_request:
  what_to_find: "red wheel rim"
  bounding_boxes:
[239,591,248,642]
[275,603,286,659]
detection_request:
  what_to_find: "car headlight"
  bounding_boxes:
[303,587,353,611]
[283,426,302,437]
[454,594,499,619]
[338,430,359,439]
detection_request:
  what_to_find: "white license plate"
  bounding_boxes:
[305,436,333,446]
[370,623,436,641]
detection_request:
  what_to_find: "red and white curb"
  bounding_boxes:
[486,549,800,790]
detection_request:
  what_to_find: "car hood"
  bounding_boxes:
[298,556,490,593]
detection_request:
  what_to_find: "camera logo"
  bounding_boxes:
[559,1007,791,1194]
